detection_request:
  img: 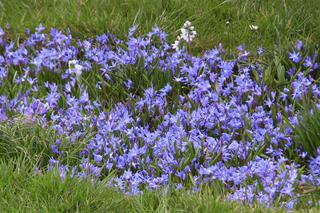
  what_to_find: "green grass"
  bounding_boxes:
[294,105,320,158]
[0,122,280,212]
[0,120,271,213]
[0,158,283,212]
[0,122,314,212]
[0,0,319,52]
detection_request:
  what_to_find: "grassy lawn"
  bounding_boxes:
[0,0,319,51]
[0,0,320,212]
[0,161,278,212]
[0,123,277,212]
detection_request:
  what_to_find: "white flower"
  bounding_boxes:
[249,25,258,31]
[68,60,83,78]
[183,20,192,28]
[172,39,181,50]
[74,64,83,78]
[44,103,50,110]
[180,21,197,43]
[68,60,77,68]
[172,20,197,51]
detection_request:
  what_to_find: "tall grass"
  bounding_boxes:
[294,106,320,158]
[0,0,319,51]
[0,156,282,212]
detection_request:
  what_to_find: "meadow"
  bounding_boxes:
[0,0,320,212]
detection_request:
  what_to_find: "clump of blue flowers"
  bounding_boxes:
[0,22,320,209]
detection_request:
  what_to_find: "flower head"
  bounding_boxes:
[249,25,259,31]
[68,60,83,78]
[172,20,197,50]
[289,52,301,64]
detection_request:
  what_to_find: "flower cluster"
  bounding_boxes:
[172,21,197,50]
[0,24,320,209]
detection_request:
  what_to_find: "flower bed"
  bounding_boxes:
[0,23,319,209]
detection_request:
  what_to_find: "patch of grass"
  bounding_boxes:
[0,121,283,212]
[0,121,85,170]
[0,158,284,212]
[0,0,319,52]
[294,105,320,158]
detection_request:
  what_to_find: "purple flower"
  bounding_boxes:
[51,145,59,154]
[257,47,263,55]
[296,40,303,51]
[93,153,103,163]
[0,27,4,37]
[303,56,313,68]
[124,79,133,89]
[289,52,301,63]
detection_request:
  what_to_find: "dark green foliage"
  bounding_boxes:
[294,106,320,158]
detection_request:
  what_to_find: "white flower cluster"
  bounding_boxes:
[172,20,197,50]
[68,60,83,78]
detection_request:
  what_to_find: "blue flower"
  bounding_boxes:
[289,51,301,63]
